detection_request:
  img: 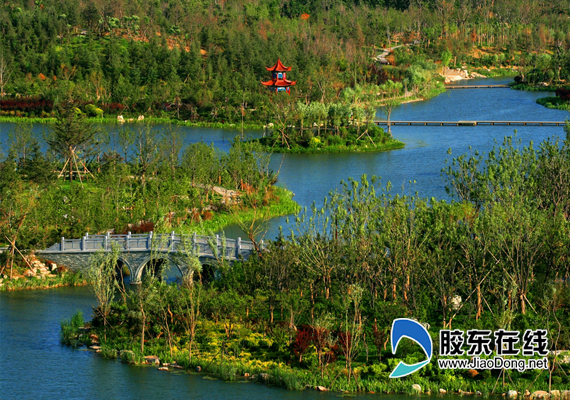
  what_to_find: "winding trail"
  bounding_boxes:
[375,44,405,64]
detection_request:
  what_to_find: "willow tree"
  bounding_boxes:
[86,246,120,338]
[47,104,98,183]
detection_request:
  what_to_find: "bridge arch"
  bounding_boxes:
[38,232,260,285]
[199,260,218,284]
[133,255,188,283]
[115,257,132,285]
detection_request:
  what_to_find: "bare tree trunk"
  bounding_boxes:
[140,300,146,353]
[0,50,11,99]
[476,284,482,319]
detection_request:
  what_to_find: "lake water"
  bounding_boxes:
[242,77,567,238]
[0,78,567,399]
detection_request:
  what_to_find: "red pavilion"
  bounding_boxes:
[261,59,296,94]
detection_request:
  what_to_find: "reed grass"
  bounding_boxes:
[260,139,405,154]
[0,115,264,129]
[60,311,84,348]
[0,116,57,123]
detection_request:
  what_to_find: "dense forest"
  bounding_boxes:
[3,0,570,123]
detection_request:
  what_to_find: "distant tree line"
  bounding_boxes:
[2,0,570,121]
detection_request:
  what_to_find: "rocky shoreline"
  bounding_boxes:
[441,67,488,83]
[72,337,570,398]
[0,253,86,291]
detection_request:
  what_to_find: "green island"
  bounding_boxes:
[60,131,570,395]
[253,123,405,154]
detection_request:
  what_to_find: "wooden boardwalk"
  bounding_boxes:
[374,120,567,127]
[444,84,510,89]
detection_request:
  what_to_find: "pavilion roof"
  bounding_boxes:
[261,78,297,87]
[266,58,292,72]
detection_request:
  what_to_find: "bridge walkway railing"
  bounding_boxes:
[40,231,259,260]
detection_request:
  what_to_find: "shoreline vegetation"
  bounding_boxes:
[0,78,446,155]
[5,0,570,395]
[535,97,570,111]
[252,124,405,154]
[0,116,267,131]
[61,131,570,395]
[255,138,405,154]
[0,270,87,292]
[512,86,570,111]
[65,313,563,397]
[0,186,298,292]
[509,84,570,111]
[2,0,570,147]
[244,80,446,154]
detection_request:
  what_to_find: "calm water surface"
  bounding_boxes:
[253,77,568,238]
[0,78,567,399]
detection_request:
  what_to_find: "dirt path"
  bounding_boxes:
[375,44,406,64]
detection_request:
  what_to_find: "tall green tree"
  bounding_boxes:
[47,104,99,182]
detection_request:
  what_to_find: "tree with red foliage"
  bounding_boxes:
[372,318,389,362]
[312,314,337,378]
[292,327,312,364]
[555,87,570,101]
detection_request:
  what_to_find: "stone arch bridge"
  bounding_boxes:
[38,232,259,284]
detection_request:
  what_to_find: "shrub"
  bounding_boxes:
[60,310,84,347]
[309,137,321,147]
[85,104,104,117]
[326,134,343,146]
[0,98,53,112]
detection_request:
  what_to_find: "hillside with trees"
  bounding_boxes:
[2,0,570,124]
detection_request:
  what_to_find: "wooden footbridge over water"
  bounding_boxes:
[374,83,567,127]
[444,84,510,89]
[374,120,567,127]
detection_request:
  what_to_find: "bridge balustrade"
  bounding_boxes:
[42,231,259,261]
